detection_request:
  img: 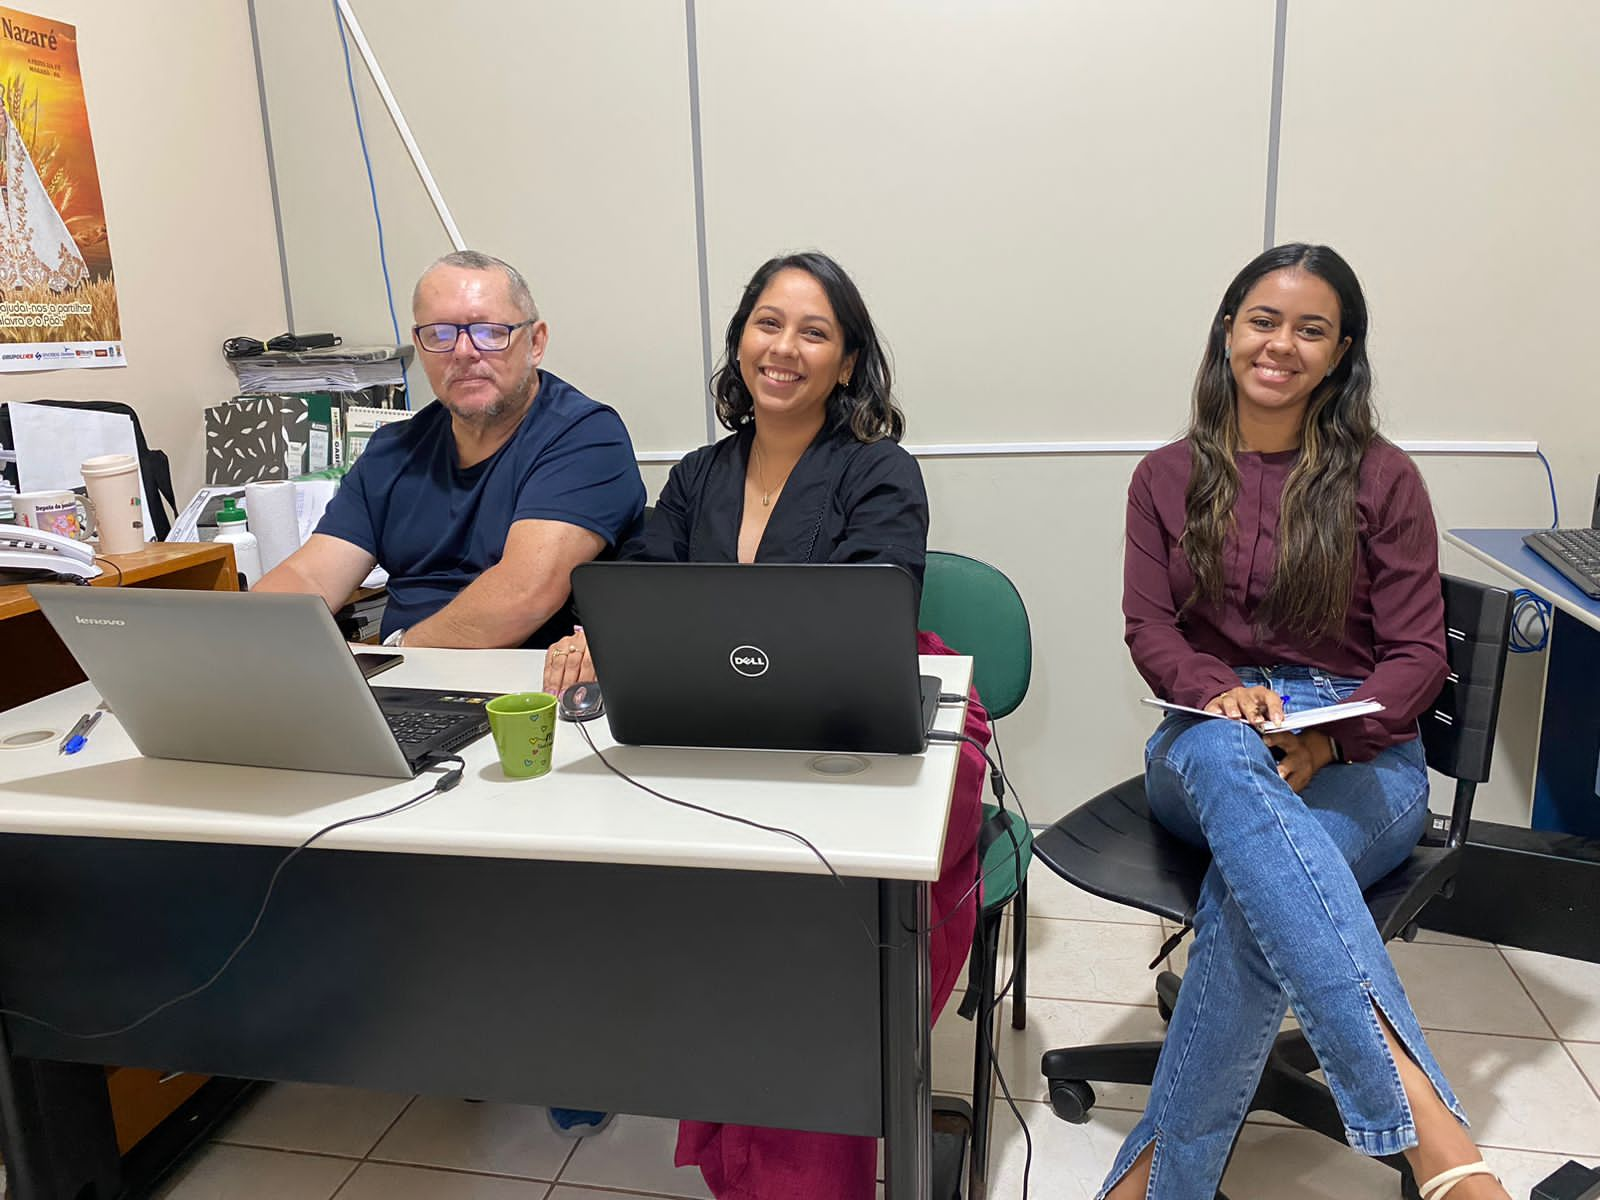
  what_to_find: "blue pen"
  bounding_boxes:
[62,710,103,756]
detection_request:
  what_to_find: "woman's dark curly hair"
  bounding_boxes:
[712,251,904,443]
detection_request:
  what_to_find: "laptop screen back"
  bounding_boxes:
[571,562,929,754]
[30,586,415,778]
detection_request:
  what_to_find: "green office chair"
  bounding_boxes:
[918,550,1033,1196]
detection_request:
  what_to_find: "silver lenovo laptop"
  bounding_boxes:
[30,586,492,778]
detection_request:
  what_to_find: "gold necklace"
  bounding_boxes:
[752,441,774,507]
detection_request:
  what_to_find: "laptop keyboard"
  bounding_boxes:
[385,709,475,748]
[1523,528,1600,599]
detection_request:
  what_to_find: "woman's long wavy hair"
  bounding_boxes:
[712,251,904,443]
[1184,243,1376,638]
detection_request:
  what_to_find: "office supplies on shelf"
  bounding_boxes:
[225,344,410,396]
[1523,528,1600,599]
[1140,696,1384,733]
[168,480,385,590]
[204,393,343,483]
[0,524,100,581]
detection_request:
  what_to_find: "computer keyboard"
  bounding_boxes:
[385,709,474,747]
[1523,528,1600,599]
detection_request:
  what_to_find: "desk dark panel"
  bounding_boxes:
[0,835,885,1137]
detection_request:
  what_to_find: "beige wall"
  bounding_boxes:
[254,0,708,454]
[0,0,286,503]
[255,2,1600,828]
[696,0,1275,444]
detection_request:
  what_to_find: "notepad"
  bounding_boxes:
[1141,697,1384,733]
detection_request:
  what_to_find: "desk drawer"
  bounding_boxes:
[106,1067,208,1154]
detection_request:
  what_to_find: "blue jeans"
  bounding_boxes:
[1098,666,1467,1199]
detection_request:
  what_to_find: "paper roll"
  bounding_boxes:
[245,480,301,574]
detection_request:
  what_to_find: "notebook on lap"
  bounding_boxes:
[30,587,493,779]
[570,562,939,754]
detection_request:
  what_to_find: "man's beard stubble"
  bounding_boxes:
[440,357,538,425]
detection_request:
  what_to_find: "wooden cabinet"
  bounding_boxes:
[0,541,237,711]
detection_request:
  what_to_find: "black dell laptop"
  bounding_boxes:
[570,562,940,754]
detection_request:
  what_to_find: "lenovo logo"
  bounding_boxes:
[74,615,125,627]
[729,645,769,678]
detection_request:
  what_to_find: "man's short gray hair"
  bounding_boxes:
[414,250,540,321]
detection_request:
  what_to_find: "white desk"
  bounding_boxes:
[0,649,971,1200]
[0,649,971,879]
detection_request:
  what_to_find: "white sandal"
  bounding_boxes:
[1419,1162,1500,1199]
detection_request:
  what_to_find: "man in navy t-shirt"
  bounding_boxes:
[257,250,645,649]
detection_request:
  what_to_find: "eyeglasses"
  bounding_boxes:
[413,320,535,353]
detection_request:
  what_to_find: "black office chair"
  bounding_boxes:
[1034,575,1512,1200]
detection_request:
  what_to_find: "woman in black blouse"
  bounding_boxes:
[542,254,956,1200]
[543,250,928,693]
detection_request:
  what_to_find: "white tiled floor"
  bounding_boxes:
[151,869,1600,1199]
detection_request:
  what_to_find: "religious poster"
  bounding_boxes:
[0,7,122,371]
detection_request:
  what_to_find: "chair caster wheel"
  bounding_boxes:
[1047,1077,1095,1123]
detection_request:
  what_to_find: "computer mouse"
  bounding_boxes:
[558,681,604,723]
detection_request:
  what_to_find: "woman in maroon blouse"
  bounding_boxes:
[1103,245,1507,1200]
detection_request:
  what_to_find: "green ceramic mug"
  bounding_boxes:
[486,692,558,779]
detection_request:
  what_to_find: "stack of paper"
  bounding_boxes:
[1141,697,1385,732]
[228,345,411,398]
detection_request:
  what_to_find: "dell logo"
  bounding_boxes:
[729,645,769,677]
[75,615,125,627]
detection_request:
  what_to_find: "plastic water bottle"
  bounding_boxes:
[214,497,262,588]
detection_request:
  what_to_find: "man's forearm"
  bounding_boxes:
[402,563,566,648]
[254,559,340,610]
